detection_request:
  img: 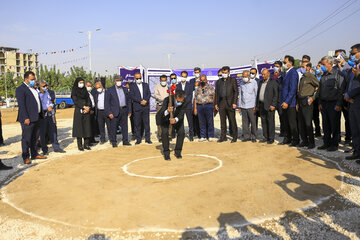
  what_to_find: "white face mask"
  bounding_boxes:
[194,73,200,78]
[242,77,249,83]
[181,77,187,82]
[78,83,84,88]
[116,81,122,87]
[282,63,289,71]
[160,81,167,87]
[222,73,229,78]
[136,79,142,84]
[250,73,256,79]
[218,76,222,79]
[97,88,103,93]
[86,86,92,92]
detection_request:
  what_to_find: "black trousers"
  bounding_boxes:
[338,107,351,141]
[97,110,110,142]
[0,113,3,144]
[277,103,286,135]
[161,123,185,157]
[283,107,299,143]
[219,100,237,140]
[259,102,275,141]
[39,115,61,153]
[298,98,315,144]
[109,108,129,144]
[313,98,321,134]
[185,108,194,138]
[134,108,150,142]
[349,103,360,155]
[321,101,340,147]
[193,114,200,138]
[20,120,40,160]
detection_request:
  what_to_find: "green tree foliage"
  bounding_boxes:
[0,71,23,98]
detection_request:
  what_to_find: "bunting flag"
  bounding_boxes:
[34,44,88,55]
[44,56,89,67]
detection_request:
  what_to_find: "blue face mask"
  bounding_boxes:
[315,69,321,75]
[351,54,357,62]
[176,102,183,107]
[348,60,356,68]
[171,79,177,84]
[43,87,47,91]
[298,68,306,74]
[274,66,279,72]
[29,80,36,87]
[320,65,327,73]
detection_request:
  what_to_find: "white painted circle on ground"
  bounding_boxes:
[121,154,223,180]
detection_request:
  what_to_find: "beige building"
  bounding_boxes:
[0,46,38,77]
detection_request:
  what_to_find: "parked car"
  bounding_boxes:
[55,91,74,109]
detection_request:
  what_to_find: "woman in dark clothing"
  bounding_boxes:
[71,77,92,151]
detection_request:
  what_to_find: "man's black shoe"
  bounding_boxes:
[0,161,12,170]
[327,146,338,152]
[123,142,131,146]
[318,145,329,150]
[345,154,360,160]
[231,139,237,143]
[290,141,299,147]
[164,155,171,161]
[54,149,66,153]
[112,143,118,148]
[307,143,315,149]
[174,153,182,159]
[217,138,227,143]
[242,139,250,142]
[84,146,91,150]
[251,139,257,143]
[100,141,106,145]
[135,140,141,145]
[145,140,153,144]
[259,138,267,143]
[189,137,194,142]
[43,152,49,156]
[356,160,360,165]
[279,139,291,145]
[315,132,322,137]
[298,142,309,148]
[267,140,274,144]
[0,142,5,146]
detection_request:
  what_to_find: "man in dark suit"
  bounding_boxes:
[156,90,187,160]
[190,67,201,138]
[280,55,299,146]
[0,95,4,146]
[15,71,47,164]
[256,69,279,144]
[215,66,238,143]
[129,72,152,144]
[176,70,195,141]
[105,76,132,147]
[93,81,110,144]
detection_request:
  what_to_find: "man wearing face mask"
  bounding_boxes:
[312,62,323,137]
[239,70,258,142]
[105,76,132,147]
[190,67,202,139]
[280,55,299,147]
[296,63,319,149]
[86,81,98,145]
[156,90,188,160]
[154,75,169,142]
[272,61,286,137]
[318,56,346,152]
[176,71,195,141]
[129,72,152,144]
[16,71,47,164]
[250,68,261,130]
[39,81,65,155]
[215,66,238,143]
[344,51,360,161]
[256,69,278,144]
[93,81,110,144]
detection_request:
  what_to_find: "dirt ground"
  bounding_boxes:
[0,107,359,240]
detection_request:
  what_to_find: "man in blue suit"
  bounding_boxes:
[15,71,47,164]
[105,76,132,147]
[129,72,152,144]
[280,55,299,146]
[176,70,195,141]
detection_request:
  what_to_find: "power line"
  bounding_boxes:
[255,0,357,58]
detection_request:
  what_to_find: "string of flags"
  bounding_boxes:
[43,56,89,67]
[34,44,88,55]
[0,64,37,70]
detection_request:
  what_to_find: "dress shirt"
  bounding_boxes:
[39,90,53,111]
[239,79,258,109]
[154,83,168,104]
[137,83,144,99]
[116,87,126,107]
[259,80,268,102]
[26,83,41,113]
[97,90,105,110]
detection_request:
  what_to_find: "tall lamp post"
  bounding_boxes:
[78,28,101,72]
[167,52,175,69]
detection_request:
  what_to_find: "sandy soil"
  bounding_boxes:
[0,107,359,239]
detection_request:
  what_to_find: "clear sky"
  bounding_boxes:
[1,0,359,75]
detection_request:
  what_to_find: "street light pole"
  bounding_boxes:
[79,28,101,72]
